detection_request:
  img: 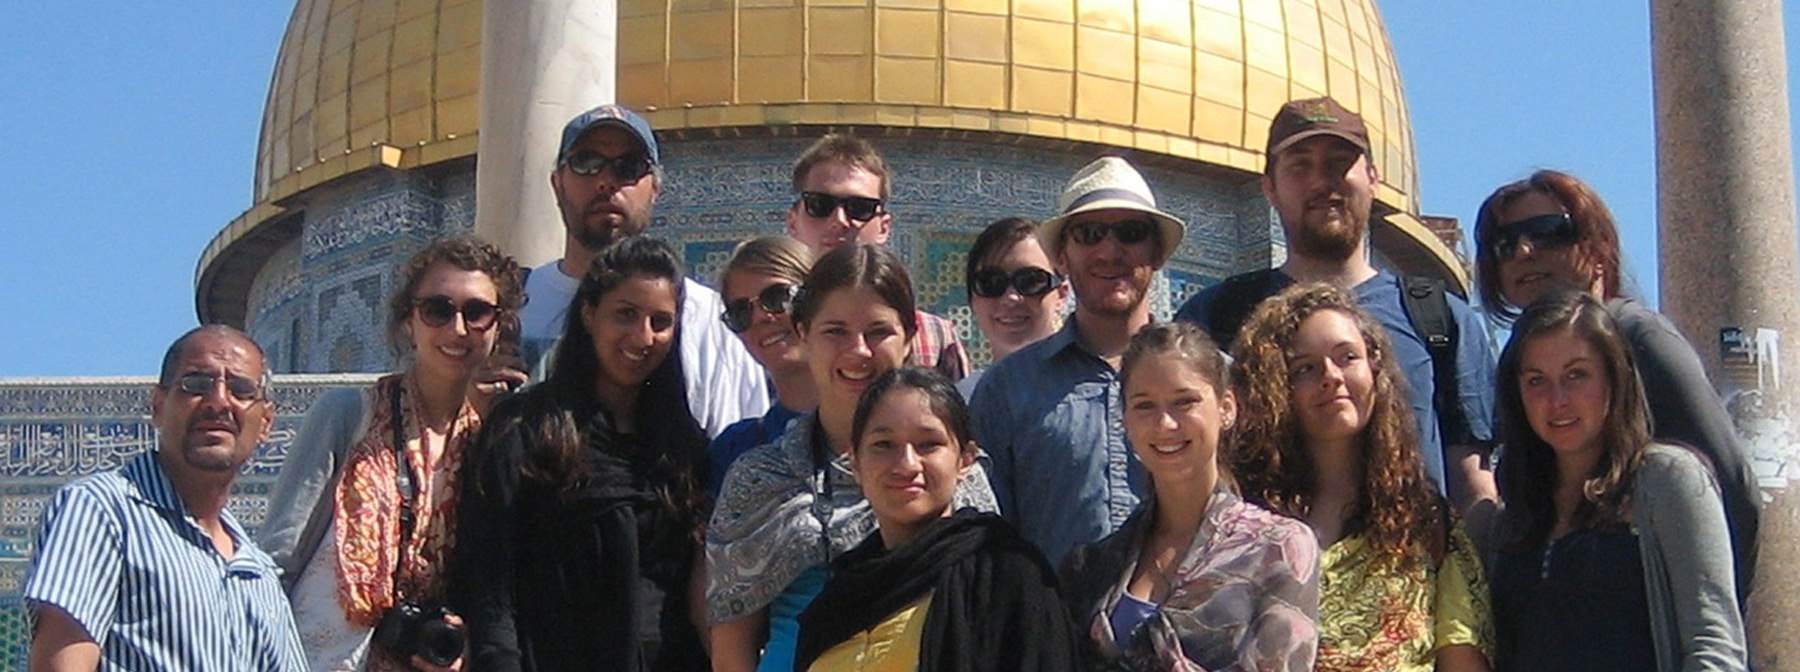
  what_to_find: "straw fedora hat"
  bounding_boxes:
[1038,157,1186,265]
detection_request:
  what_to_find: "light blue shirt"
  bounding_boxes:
[24,451,308,672]
[969,317,1144,565]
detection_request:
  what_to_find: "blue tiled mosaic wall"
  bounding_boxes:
[0,375,376,668]
[250,138,1273,370]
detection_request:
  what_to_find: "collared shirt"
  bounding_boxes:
[521,261,772,438]
[24,451,308,672]
[1175,270,1496,491]
[911,310,971,382]
[968,318,1143,565]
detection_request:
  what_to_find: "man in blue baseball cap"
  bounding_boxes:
[519,104,770,437]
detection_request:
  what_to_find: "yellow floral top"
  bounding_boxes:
[1316,522,1494,672]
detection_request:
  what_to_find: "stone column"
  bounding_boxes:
[1652,0,1800,665]
[476,0,618,268]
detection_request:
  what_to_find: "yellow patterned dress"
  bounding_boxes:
[1315,522,1494,672]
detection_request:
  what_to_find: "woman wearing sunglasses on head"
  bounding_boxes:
[1473,171,1759,605]
[707,244,999,672]
[959,217,1069,399]
[1231,283,1494,672]
[706,236,818,500]
[259,236,528,672]
[451,236,713,672]
[1489,290,1745,672]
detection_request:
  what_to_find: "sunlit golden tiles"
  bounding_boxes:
[251,0,1423,220]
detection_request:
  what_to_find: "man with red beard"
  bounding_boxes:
[969,156,1185,565]
[519,104,769,437]
[1173,97,1497,523]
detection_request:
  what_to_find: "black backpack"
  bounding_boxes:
[1202,270,1468,444]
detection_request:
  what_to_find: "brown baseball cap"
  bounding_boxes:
[1265,97,1369,159]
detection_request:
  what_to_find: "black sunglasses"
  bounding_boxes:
[970,267,1064,299]
[1066,219,1156,246]
[722,283,800,334]
[414,296,502,330]
[170,371,264,402]
[1491,213,1578,260]
[798,191,884,223]
[561,150,653,182]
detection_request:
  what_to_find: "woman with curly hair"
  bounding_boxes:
[1231,282,1491,672]
[1489,289,1744,672]
[452,236,713,671]
[1061,322,1320,671]
[1473,170,1758,603]
[260,235,528,672]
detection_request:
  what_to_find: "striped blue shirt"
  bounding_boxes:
[23,451,309,672]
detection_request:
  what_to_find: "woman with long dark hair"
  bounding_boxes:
[261,235,526,672]
[1473,170,1759,601]
[452,236,712,671]
[1489,289,1745,672]
[1231,283,1492,672]
[1061,323,1319,671]
[706,244,997,672]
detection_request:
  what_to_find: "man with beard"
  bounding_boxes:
[25,326,307,671]
[969,156,1185,564]
[519,104,768,437]
[1173,96,1497,518]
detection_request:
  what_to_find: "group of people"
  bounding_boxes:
[22,95,1758,672]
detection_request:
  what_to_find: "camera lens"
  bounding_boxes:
[417,620,466,667]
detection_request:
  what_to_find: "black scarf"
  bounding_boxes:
[794,509,1079,672]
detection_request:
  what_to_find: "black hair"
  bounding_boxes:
[850,367,974,457]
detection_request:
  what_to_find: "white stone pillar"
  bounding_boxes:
[1652,0,1799,663]
[476,0,618,268]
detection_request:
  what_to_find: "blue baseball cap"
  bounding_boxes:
[557,104,660,166]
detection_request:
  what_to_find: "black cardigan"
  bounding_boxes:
[795,509,1080,672]
[450,382,709,672]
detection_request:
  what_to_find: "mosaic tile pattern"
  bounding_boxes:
[249,136,1275,372]
[0,375,376,669]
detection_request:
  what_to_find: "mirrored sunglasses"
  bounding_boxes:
[414,296,501,330]
[798,191,884,223]
[1066,219,1155,246]
[722,283,800,334]
[171,371,264,401]
[1491,212,1578,260]
[970,267,1064,298]
[561,150,653,181]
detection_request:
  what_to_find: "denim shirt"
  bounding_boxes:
[969,318,1144,565]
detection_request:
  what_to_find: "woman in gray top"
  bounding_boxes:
[1489,290,1744,672]
[1473,170,1759,603]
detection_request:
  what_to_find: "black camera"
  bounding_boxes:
[373,602,464,667]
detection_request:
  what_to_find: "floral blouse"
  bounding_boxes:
[1061,486,1322,671]
[1315,522,1494,672]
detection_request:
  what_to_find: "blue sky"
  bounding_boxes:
[0,2,1795,376]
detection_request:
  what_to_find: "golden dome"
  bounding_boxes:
[622,0,1420,212]
[208,0,1449,320]
[246,0,1419,215]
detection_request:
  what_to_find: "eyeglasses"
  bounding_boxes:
[561,150,653,182]
[722,283,800,334]
[970,267,1064,299]
[1491,213,1578,260]
[1065,219,1156,246]
[414,296,502,330]
[170,371,264,402]
[798,191,885,223]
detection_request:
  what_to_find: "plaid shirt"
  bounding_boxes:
[911,310,970,382]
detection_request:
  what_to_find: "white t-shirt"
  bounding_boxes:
[520,259,770,438]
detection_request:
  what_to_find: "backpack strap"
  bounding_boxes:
[1205,269,1285,350]
[1399,276,1469,445]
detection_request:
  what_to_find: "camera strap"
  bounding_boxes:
[388,376,418,592]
